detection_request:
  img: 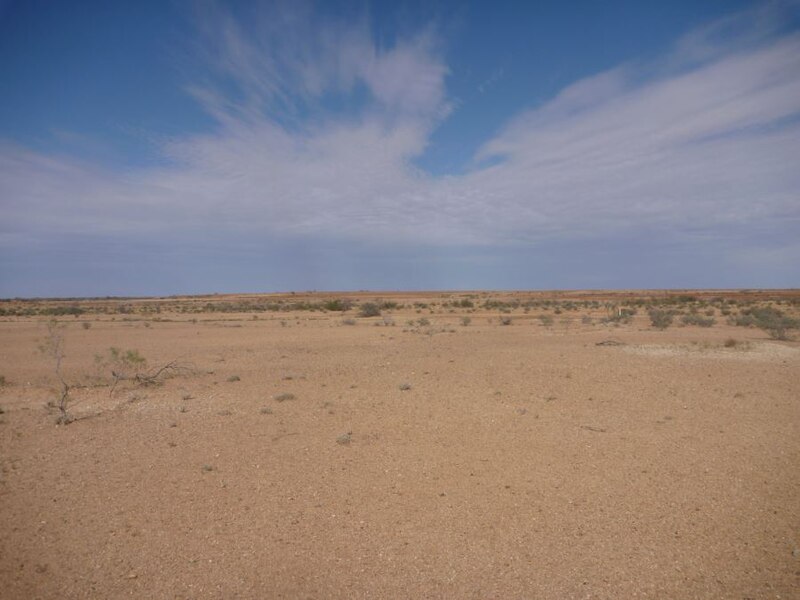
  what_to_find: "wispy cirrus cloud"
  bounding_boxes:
[187,1,449,125]
[469,26,800,241]
[0,1,798,290]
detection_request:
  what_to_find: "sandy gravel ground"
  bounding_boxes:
[0,297,798,598]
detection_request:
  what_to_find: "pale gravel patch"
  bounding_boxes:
[622,341,799,361]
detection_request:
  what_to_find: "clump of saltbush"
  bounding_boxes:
[732,306,797,340]
[648,309,674,330]
[680,313,716,327]
[358,303,381,318]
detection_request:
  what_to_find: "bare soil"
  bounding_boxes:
[1,291,798,598]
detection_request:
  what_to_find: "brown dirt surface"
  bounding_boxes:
[1,291,798,598]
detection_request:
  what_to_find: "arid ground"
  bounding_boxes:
[1,290,798,599]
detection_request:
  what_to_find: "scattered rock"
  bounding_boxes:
[596,339,624,346]
[580,425,607,433]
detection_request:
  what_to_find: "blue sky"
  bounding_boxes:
[1,0,798,296]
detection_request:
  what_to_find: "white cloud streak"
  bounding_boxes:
[1,2,799,261]
[187,1,449,125]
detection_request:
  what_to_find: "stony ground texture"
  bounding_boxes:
[0,291,798,599]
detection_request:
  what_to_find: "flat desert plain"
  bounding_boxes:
[0,291,798,599]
